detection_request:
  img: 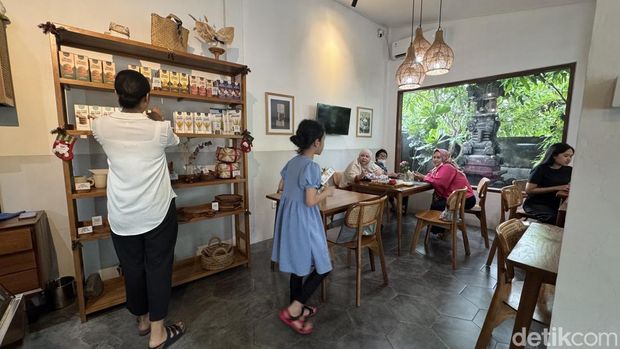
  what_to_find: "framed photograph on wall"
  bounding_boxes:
[356,107,373,137]
[265,92,295,135]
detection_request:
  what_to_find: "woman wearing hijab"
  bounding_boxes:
[414,148,476,212]
[340,149,384,188]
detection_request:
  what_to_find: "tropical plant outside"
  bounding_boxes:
[400,67,570,185]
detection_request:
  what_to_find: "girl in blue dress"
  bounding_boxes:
[271,119,334,334]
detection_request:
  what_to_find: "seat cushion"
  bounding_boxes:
[327,224,376,244]
[465,204,481,213]
[415,210,454,226]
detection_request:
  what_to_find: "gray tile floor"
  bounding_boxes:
[23,215,548,348]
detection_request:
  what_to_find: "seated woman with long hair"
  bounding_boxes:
[523,142,574,224]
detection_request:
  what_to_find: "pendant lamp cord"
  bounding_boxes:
[410,0,415,42]
[438,0,443,29]
[419,0,423,27]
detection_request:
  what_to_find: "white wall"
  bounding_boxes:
[550,0,620,342]
[384,2,595,228]
[242,0,389,242]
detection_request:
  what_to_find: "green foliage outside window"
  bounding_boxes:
[401,68,569,171]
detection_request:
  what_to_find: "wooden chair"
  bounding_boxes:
[512,179,528,196]
[332,171,344,188]
[465,177,491,248]
[410,188,470,270]
[325,196,388,306]
[475,219,554,348]
[486,185,536,266]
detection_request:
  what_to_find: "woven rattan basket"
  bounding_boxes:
[200,237,234,271]
[150,13,189,52]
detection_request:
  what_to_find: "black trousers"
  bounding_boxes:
[111,199,178,321]
[523,202,558,225]
[290,270,330,305]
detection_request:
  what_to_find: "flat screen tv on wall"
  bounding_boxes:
[316,103,351,135]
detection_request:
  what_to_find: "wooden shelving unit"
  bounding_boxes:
[85,250,248,315]
[45,23,252,322]
[59,78,244,105]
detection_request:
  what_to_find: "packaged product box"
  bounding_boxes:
[103,61,116,84]
[183,112,194,133]
[75,55,90,82]
[211,112,223,135]
[199,77,207,97]
[169,71,180,93]
[102,106,115,117]
[190,76,199,95]
[180,73,189,94]
[128,64,140,72]
[89,58,103,83]
[229,110,242,134]
[222,111,233,135]
[140,66,152,84]
[88,105,103,123]
[59,51,76,79]
[74,104,90,131]
[151,70,162,90]
[114,107,122,113]
[201,112,212,134]
[160,69,170,91]
[212,80,220,97]
[193,112,205,134]
[173,111,185,133]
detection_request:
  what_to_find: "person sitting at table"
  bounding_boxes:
[376,149,408,214]
[339,149,383,188]
[413,149,476,234]
[523,142,574,225]
[375,149,398,178]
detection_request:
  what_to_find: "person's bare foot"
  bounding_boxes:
[138,314,150,336]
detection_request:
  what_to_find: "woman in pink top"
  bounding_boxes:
[414,148,476,212]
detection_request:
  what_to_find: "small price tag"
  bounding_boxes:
[170,173,179,181]
[211,202,219,211]
[78,226,93,235]
[232,170,241,177]
[92,216,103,226]
[233,125,241,133]
[75,182,91,191]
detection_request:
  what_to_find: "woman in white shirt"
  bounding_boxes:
[91,70,184,349]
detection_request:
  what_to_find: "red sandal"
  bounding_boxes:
[303,305,318,318]
[279,308,313,335]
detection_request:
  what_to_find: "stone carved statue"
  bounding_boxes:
[460,81,506,182]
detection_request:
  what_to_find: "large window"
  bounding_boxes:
[397,64,574,187]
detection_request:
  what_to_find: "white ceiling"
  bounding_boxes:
[333,0,593,28]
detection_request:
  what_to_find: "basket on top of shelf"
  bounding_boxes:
[200,237,234,270]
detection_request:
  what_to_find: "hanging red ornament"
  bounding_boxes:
[51,127,77,161]
[240,130,254,153]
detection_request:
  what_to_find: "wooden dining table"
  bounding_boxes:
[506,222,563,348]
[266,189,379,271]
[349,181,433,255]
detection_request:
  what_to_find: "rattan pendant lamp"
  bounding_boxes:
[423,0,454,75]
[412,0,431,63]
[395,0,426,90]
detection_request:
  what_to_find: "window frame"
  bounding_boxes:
[394,63,577,176]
